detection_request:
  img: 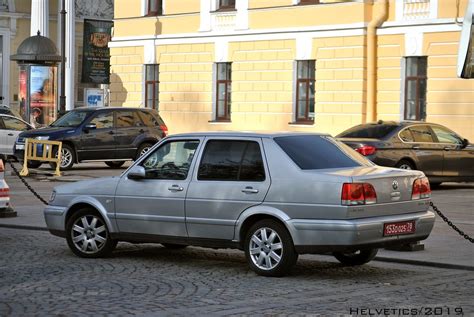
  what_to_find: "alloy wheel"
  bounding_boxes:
[60,148,73,168]
[398,164,412,170]
[249,227,283,270]
[71,215,108,254]
[140,146,151,157]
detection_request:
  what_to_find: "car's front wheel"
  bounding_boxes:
[66,209,117,258]
[50,144,75,170]
[244,219,298,277]
[333,249,378,266]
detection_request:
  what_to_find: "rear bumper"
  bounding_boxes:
[287,210,435,254]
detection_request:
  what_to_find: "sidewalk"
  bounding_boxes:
[1,162,473,270]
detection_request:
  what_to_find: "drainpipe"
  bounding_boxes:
[365,0,388,123]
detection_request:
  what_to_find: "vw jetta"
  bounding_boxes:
[45,132,435,276]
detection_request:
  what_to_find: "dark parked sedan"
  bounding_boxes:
[337,121,474,185]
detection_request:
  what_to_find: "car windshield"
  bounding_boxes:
[337,124,399,139]
[274,135,372,170]
[51,110,92,127]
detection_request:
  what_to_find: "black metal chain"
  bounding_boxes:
[430,201,473,243]
[6,159,49,206]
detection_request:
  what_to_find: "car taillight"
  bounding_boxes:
[0,188,9,198]
[355,145,377,156]
[341,183,377,205]
[0,159,4,172]
[412,177,431,200]
[160,124,168,136]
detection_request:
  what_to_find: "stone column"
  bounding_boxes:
[31,0,49,37]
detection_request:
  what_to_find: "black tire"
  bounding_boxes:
[50,144,75,170]
[27,160,42,168]
[244,219,298,277]
[395,159,415,170]
[333,249,378,266]
[162,243,188,249]
[66,208,117,258]
[136,143,154,160]
[105,161,126,168]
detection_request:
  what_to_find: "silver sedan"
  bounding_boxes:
[45,132,435,276]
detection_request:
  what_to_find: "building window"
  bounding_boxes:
[404,56,427,121]
[295,60,315,123]
[215,62,232,121]
[145,64,159,110]
[218,0,235,10]
[147,0,163,16]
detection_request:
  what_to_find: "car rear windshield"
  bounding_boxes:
[337,124,398,139]
[274,135,371,170]
[51,110,92,127]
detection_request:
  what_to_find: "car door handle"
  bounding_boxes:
[7,133,14,136]
[412,146,420,150]
[242,187,259,194]
[168,185,184,192]
[443,147,451,151]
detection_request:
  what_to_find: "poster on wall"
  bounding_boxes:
[19,67,28,121]
[81,19,113,84]
[30,65,57,128]
[85,88,104,107]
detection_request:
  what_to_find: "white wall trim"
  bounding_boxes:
[144,40,156,64]
[199,0,212,31]
[235,0,249,30]
[378,22,462,35]
[404,31,423,56]
[141,0,147,16]
[429,0,438,19]
[111,23,367,47]
[296,35,312,60]
[214,39,228,62]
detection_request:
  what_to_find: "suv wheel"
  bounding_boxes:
[66,209,117,258]
[105,161,125,168]
[244,219,298,277]
[136,143,153,160]
[333,249,378,266]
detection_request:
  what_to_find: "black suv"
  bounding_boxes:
[14,107,168,170]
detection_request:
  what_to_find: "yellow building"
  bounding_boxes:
[110,0,474,140]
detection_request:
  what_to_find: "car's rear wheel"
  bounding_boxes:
[105,161,125,168]
[244,219,298,277]
[136,143,153,160]
[396,160,415,170]
[333,249,378,266]
[162,243,187,249]
[66,209,117,258]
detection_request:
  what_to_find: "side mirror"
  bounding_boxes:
[462,138,469,149]
[127,165,146,180]
[83,123,97,132]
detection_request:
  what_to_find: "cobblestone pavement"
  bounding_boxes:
[0,228,472,316]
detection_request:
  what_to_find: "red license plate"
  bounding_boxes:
[383,221,416,236]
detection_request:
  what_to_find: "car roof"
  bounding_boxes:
[168,131,331,139]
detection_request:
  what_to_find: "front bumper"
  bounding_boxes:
[44,205,67,237]
[287,210,435,254]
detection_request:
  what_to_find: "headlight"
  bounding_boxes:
[36,136,49,140]
[49,190,56,202]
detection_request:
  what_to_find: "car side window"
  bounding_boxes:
[116,111,144,128]
[140,140,199,180]
[409,125,435,143]
[399,128,415,142]
[138,111,160,127]
[89,112,113,129]
[198,140,265,181]
[431,126,462,145]
[2,116,29,131]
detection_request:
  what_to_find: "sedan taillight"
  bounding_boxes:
[412,177,431,200]
[355,145,377,156]
[160,124,168,136]
[341,183,377,205]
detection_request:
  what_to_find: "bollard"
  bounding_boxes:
[0,159,16,218]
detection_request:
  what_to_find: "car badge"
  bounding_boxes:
[392,180,399,190]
